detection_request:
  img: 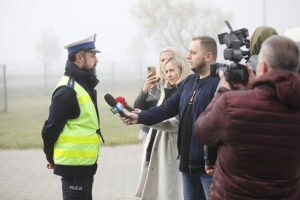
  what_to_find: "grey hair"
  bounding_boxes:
[260,35,299,71]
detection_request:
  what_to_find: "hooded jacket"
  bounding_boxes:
[250,26,278,56]
[195,70,300,200]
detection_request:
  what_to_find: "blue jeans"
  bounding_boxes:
[182,172,213,200]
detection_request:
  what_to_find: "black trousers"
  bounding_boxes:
[61,175,94,200]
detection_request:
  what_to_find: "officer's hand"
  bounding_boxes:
[46,162,54,169]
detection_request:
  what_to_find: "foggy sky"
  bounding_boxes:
[0,0,299,65]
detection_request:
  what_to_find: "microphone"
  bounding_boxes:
[115,96,134,112]
[104,93,127,117]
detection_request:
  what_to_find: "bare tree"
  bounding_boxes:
[36,31,61,95]
[132,0,232,55]
[36,31,61,64]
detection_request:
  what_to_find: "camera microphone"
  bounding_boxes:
[104,93,127,117]
[115,96,134,112]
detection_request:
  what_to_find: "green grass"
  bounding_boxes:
[0,88,142,149]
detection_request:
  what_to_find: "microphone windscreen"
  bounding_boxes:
[115,96,128,107]
[104,94,117,107]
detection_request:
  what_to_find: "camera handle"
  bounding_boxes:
[225,20,233,32]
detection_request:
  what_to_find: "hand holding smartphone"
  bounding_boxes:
[143,66,157,93]
[147,66,156,76]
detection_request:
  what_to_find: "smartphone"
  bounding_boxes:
[147,66,156,76]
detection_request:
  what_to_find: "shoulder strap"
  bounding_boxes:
[66,77,75,89]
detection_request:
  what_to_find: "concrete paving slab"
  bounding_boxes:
[0,144,143,200]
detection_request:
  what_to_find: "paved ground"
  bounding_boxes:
[0,144,143,200]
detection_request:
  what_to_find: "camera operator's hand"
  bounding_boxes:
[142,72,157,93]
[232,64,256,90]
[244,64,256,89]
[219,64,256,90]
[218,70,231,90]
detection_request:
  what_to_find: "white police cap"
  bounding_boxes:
[64,33,101,53]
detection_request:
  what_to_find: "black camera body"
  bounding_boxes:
[211,21,250,84]
[210,62,249,84]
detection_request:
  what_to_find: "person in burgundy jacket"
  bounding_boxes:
[195,35,300,200]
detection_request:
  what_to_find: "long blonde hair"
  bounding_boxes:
[164,56,191,87]
[157,56,191,105]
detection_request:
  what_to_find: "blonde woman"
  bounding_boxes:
[134,47,179,141]
[136,56,191,200]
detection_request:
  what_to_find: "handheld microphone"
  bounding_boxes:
[104,94,127,117]
[115,96,134,112]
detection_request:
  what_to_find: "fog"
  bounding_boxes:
[0,0,299,65]
[0,2,299,197]
[0,0,140,64]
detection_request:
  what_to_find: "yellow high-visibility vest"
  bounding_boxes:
[53,76,100,165]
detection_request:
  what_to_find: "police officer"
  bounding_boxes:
[42,33,103,200]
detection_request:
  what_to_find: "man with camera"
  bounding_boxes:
[195,35,300,199]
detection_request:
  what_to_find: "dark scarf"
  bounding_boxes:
[163,83,179,102]
[64,61,99,89]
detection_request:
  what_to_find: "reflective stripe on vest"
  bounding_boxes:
[53,76,100,166]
